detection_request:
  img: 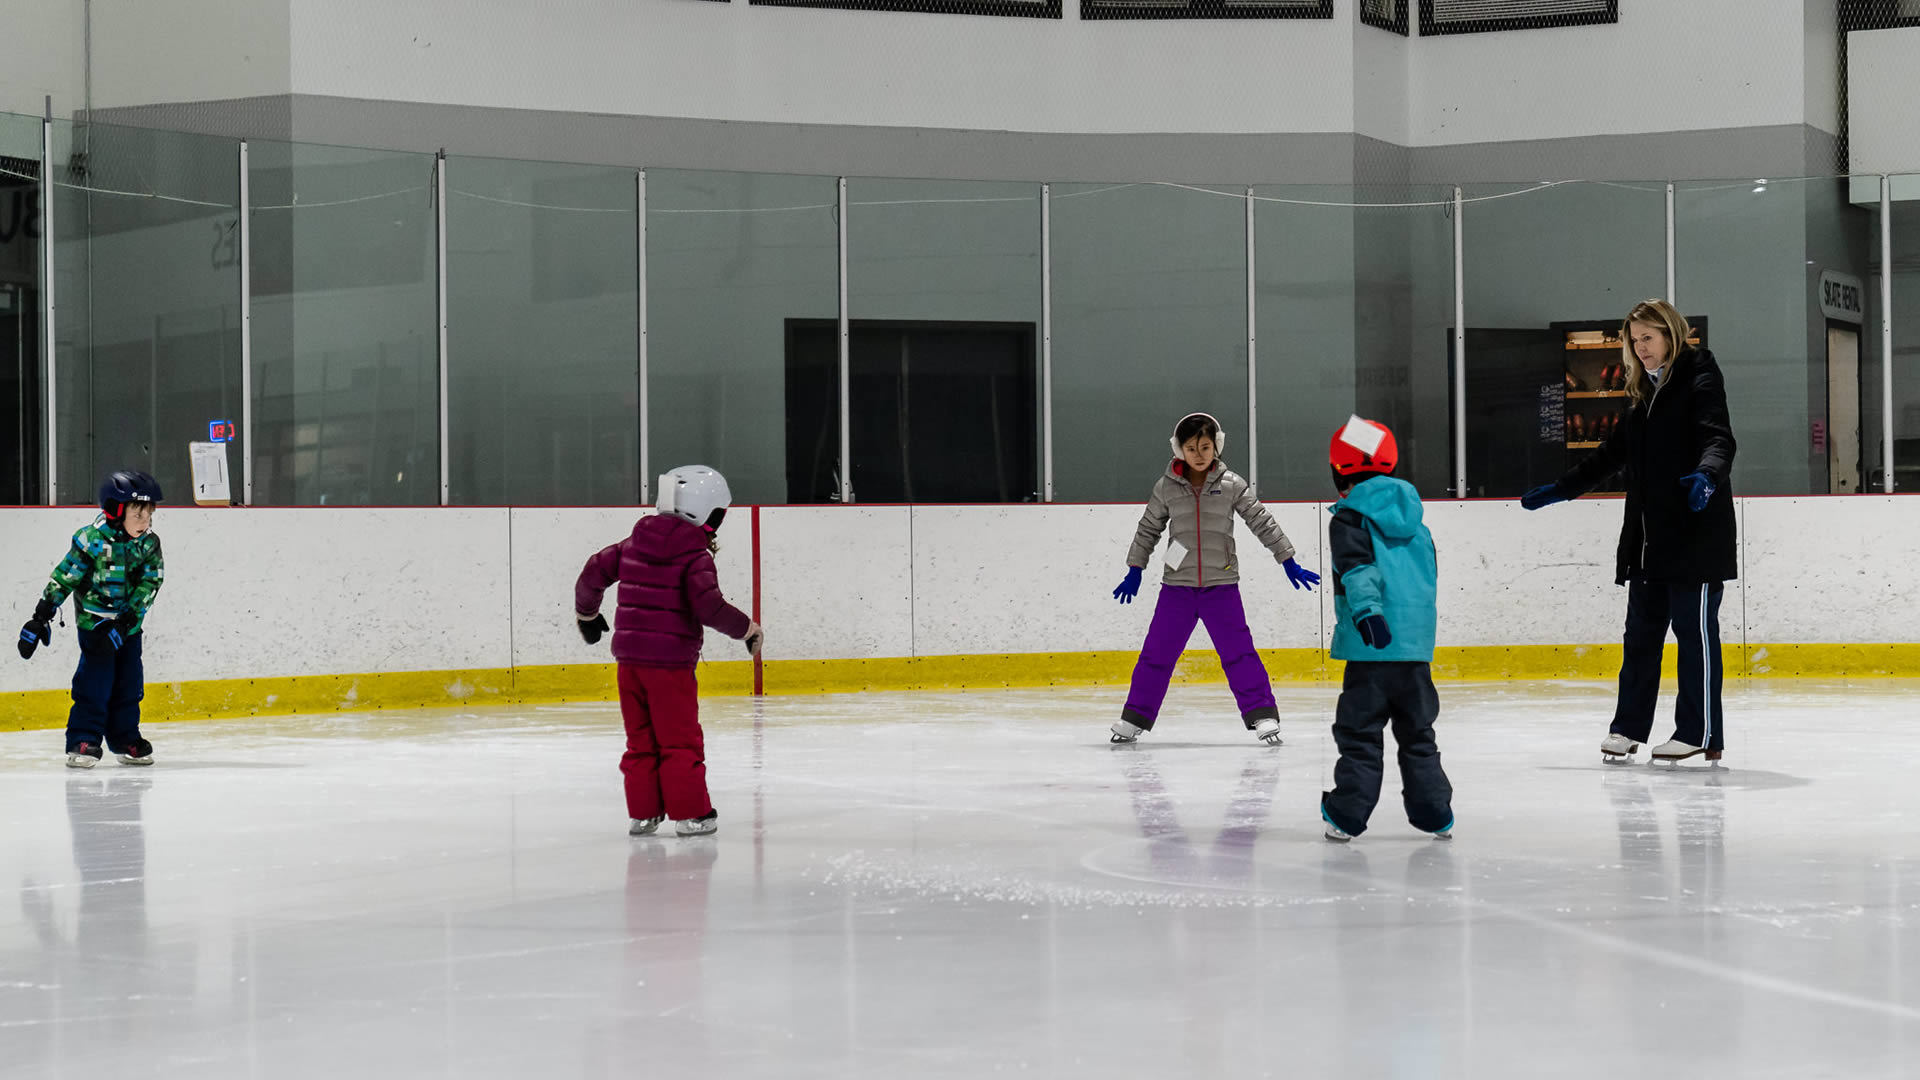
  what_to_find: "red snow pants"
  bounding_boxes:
[618,664,712,821]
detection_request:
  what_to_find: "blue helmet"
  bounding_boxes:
[99,470,163,520]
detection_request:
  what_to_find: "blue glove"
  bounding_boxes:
[1357,614,1392,649]
[1680,472,1716,512]
[1521,483,1567,511]
[1113,566,1143,604]
[1283,557,1320,591]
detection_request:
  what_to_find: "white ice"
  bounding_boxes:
[3,680,1919,1078]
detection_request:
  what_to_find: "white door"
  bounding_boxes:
[1829,325,1861,494]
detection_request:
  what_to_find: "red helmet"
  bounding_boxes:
[1329,415,1399,477]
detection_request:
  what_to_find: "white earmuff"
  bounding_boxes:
[1170,413,1227,458]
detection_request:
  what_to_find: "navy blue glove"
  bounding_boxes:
[1113,566,1143,604]
[106,611,137,650]
[18,599,54,660]
[1521,483,1567,511]
[578,613,609,645]
[1357,614,1393,649]
[1680,472,1716,512]
[1283,557,1320,591]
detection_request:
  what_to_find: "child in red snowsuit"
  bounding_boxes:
[575,466,763,837]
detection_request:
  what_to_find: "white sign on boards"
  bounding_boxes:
[189,441,232,506]
[1819,269,1866,324]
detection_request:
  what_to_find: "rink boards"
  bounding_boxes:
[0,497,1912,727]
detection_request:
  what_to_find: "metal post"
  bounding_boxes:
[1452,186,1466,499]
[238,139,252,505]
[637,169,649,505]
[1041,183,1053,503]
[837,176,852,504]
[1245,186,1258,489]
[435,150,449,506]
[1884,174,1896,494]
[40,112,55,505]
[1665,182,1676,304]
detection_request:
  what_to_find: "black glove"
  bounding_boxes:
[18,600,55,660]
[107,611,138,650]
[743,621,764,657]
[1358,614,1393,649]
[578,613,609,646]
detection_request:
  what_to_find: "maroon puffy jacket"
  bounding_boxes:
[575,514,752,668]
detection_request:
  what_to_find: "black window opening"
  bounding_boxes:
[1361,0,1409,34]
[1418,0,1614,36]
[0,159,42,506]
[750,0,1061,18]
[1082,0,1329,21]
[785,320,1040,504]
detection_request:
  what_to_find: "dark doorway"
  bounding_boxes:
[0,281,39,506]
[786,320,1038,504]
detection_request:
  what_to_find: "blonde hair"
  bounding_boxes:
[1620,299,1690,406]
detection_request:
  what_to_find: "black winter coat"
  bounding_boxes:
[1558,347,1738,585]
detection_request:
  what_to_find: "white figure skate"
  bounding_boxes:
[1600,733,1639,762]
[1110,719,1144,744]
[1252,717,1283,747]
[1650,739,1722,764]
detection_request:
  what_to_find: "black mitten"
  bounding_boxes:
[18,600,55,660]
[578,613,609,646]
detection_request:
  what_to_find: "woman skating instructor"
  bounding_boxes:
[1522,299,1737,763]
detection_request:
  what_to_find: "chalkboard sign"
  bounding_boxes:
[1537,384,1565,445]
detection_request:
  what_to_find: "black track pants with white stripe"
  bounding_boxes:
[1611,580,1726,752]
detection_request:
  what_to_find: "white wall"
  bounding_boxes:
[3,495,1912,698]
[89,0,291,110]
[1408,1,1822,147]
[0,0,84,119]
[288,0,1356,137]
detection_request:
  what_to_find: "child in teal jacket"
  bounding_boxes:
[1321,417,1452,842]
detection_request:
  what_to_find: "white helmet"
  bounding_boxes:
[656,465,732,530]
[1169,412,1228,457]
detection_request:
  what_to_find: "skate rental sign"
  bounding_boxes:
[1819,269,1865,324]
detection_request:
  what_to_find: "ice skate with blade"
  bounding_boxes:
[1650,739,1721,765]
[1252,717,1282,747]
[1600,733,1639,763]
[1110,719,1144,744]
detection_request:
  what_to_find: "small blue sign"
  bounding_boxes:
[208,420,237,443]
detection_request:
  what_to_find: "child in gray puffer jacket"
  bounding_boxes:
[1109,412,1320,747]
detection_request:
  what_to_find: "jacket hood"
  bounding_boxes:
[1333,475,1423,540]
[631,513,711,560]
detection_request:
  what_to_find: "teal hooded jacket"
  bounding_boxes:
[1329,475,1437,663]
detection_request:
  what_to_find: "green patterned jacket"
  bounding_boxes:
[41,517,166,632]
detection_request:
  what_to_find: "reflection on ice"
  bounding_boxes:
[1,679,1917,1078]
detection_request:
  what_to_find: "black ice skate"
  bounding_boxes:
[66,742,102,769]
[116,738,154,766]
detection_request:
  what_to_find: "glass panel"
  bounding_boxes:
[51,118,242,506]
[1676,175,1873,496]
[1052,183,1246,502]
[0,112,43,505]
[1254,184,1457,501]
[845,178,1042,503]
[647,170,839,506]
[249,141,439,505]
[446,156,638,505]
[1459,180,1665,499]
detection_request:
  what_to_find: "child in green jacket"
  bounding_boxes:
[19,471,166,768]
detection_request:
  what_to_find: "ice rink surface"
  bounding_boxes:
[3,679,1918,1078]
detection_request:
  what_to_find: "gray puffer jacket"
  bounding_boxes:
[1126,461,1296,588]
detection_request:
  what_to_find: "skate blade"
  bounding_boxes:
[1653,750,1722,764]
[116,755,153,766]
[1258,734,1283,747]
[1109,734,1138,744]
[65,755,97,769]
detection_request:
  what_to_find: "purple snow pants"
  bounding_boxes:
[1121,584,1278,731]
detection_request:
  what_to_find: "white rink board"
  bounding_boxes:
[1742,496,1920,645]
[757,507,913,662]
[4,496,1916,693]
